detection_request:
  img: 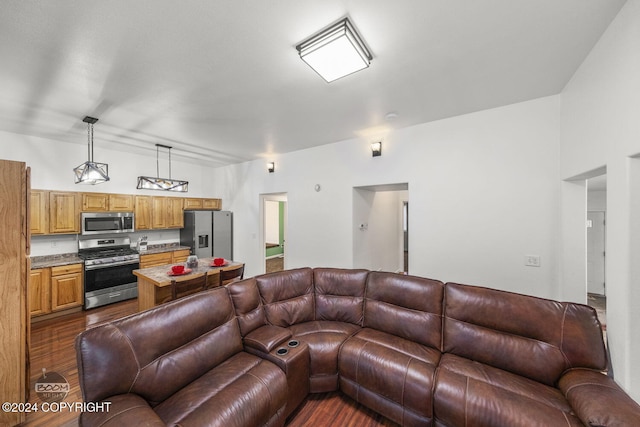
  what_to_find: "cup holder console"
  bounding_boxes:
[287,340,299,348]
[276,348,289,356]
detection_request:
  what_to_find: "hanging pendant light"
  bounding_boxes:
[73,116,110,185]
[136,144,189,192]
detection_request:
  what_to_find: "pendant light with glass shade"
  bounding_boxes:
[73,116,110,184]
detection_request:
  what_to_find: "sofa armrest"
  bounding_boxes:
[244,325,292,353]
[79,394,165,427]
[559,368,640,426]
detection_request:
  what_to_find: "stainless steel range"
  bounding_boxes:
[79,236,139,309]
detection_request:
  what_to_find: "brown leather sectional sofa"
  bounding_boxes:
[76,268,640,426]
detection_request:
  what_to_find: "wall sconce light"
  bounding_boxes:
[268,162,275,173]
[296,17,372,83]
[371,142,382,157]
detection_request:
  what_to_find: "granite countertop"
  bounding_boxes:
[139,243,191,255]
[133,258,241,287]
[31,253,84,269]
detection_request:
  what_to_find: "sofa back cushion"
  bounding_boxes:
[363,272,444,350]
[76,287,243,405]
[314,268,368,325]
[227,278,267,336]
[443,282,607,386]
[256,267,314,327]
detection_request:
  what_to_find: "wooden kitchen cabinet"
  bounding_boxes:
[29,268,51,316]
[50,264,84,311]
[183,198,204,209]
[0,160,29,426]
[30,264,84,318]
[151,197,184,229]
[81,192,109,211]
[109,193,134,211]
[172,249,191,263]
[82,193,134,212]
[183,197,221,210]
[166,197,184,228]
[151,197,167,229]
[30,189,49,235]
[49,191,80,233]
[135,195,153,230]
[139,249,191,269]
[139,252,173,269]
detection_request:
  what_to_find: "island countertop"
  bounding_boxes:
[133,257,242,287]
[133,257,243,312]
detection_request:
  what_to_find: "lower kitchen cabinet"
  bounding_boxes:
[30,263,84,318]
[140,249,191,269]
[29,268,51,316]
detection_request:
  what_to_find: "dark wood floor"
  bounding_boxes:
[23,298,396,427]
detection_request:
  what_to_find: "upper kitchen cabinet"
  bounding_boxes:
[82,193,109,211]
[135,195,153,230]
[30,190,49,235]
[184,198,222,210]
[183,198,203,210]
[203,198,221,210]
[167,197,184,228]
[109,194,134,211]
[49,191,80,234]
[82,193,134,212]
[152,196,184,229]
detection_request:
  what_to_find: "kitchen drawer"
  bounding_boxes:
[140,252,173,269]
[51,263,83,276]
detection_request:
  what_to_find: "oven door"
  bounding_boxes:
[84,261,139,293]
[84,260,139,309]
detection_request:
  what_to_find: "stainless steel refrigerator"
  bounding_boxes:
[180,211,233,260]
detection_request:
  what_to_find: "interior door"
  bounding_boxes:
[587,211,606,295]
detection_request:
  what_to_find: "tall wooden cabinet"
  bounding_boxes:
[0,159,29,426]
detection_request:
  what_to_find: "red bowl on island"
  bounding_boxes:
[213,258,225,267]
[171,265,185,274]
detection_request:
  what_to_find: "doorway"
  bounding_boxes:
[261,193,287,274]
[353,183,409,273]
[586,174,606,331]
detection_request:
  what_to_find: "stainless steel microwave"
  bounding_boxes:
[81,212,135,235]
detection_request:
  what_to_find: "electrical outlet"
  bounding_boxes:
[525,255,541,267]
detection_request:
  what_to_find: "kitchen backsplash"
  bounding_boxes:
[30,229,181,257]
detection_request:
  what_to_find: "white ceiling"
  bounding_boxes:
[0,1,626,167]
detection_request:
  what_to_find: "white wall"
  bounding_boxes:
[559,0,640,400]
[213,95,561,299]
[0,129,212,254]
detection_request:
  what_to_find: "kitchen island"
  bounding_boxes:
[133,257,243,312]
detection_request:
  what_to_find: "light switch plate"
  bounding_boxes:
[525,255,541,267]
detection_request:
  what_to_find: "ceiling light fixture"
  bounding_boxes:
[73,116,110,185]
[137,144,189,192]
[371,141,382,157]
[296,17,372,83]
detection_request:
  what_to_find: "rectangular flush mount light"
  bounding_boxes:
[296,17,372,83]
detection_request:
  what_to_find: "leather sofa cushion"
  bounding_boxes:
[559,368,640,426]
[76,288,242,404]
[340,328,441,426]
[434,353,583,427]
[290,321,359,386]
[364,272,444,350]
[314,268,368,325]
[154,352,287,426]
[443,282,607,386]
[227,278,268,336]
[257,268,315,327]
